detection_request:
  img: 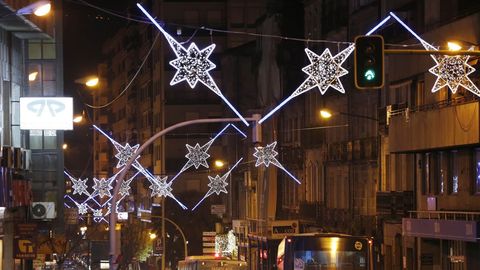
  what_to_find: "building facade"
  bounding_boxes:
[0,0,64,268]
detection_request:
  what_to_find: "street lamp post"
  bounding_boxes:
[109,116,260,270]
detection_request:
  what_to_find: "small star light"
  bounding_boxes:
[192,158,243,210]
[137,3,249,126]
[77,203,89,215]
[65,171,89,196]
[186,143,211,169]
[148,176,188,209]
[114,143,140,168]
[93,125,141,169]
[149,176,173,197]
[253,142,301,184]
[170,124,232,182]
[92,177,113,198]
[390,12,480,96]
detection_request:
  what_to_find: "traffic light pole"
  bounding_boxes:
[385,49,480,56]
[109,117,259,270]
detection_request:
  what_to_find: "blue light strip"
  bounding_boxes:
[230,124,247,138]
[366,15,391,36]
[389,12,427,44]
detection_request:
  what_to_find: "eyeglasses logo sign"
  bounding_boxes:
[20,97,73,130]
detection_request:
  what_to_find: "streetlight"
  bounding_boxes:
[319,108,378,122]
[16,1,51,17]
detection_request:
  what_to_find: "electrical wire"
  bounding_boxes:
[83,32,159,109]
[68,0,421,47]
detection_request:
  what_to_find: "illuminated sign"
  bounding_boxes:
[20,97,73,130]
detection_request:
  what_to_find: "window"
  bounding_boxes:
[449,151,459,194]
[29,130,57,150]
[474,149,480,194]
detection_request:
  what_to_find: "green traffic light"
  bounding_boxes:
[364,69,375,81]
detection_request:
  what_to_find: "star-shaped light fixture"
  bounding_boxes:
[92,177,113,199]
[191,158,243,210]
[114,143,140,168]
[65,171,89,196]
[170,124,236,182]
[149,176,173,197]
[253,142,301,184]
[137,3,249,126]
[207,175,229,195]
[429,52,480,95]
[77,202,89,215]
[299,46,354,95]
[186,143,211,169]
[390,12,480,97]
[149,176,188,209]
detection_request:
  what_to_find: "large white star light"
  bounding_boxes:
[137,3,249,126]
[253,141,301,184]
[192,158,243,211]
[390,12,480,97]
[258,15,393,124]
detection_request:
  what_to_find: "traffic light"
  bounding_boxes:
[354,35,384,89]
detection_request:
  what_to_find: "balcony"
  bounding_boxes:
[403,211,480,241]
[389,100,479,152]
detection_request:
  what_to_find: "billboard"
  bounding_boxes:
[20,97,73,130]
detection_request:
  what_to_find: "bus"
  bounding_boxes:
[178,255,248,270]
[276,233,374,270]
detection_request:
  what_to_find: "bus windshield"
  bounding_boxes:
[278,234,372,270]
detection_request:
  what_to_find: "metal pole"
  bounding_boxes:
[161,196,165,270]
[384,49,480,56]
[109,117,256,270]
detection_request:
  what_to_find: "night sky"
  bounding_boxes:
[63,0,132,176]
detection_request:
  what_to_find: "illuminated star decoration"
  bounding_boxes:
[64,170,141,224]
[148,176,187,209]
[186,143,210,169]
[92,177,113,199]
[93,125,187,210]
[253,141,301,184]
[65,171,89,196]
[76,202,89,215]
[390,12,480,96]
[192,158,243,210]
[115,143,140,168]
[170,124,244,183]
[137,3,249,126]
[259,15,393,124]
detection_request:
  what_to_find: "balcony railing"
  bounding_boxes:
[408,210,480,221]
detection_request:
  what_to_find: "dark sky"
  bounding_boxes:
[63,0,131,91]
[63,0,132,176]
